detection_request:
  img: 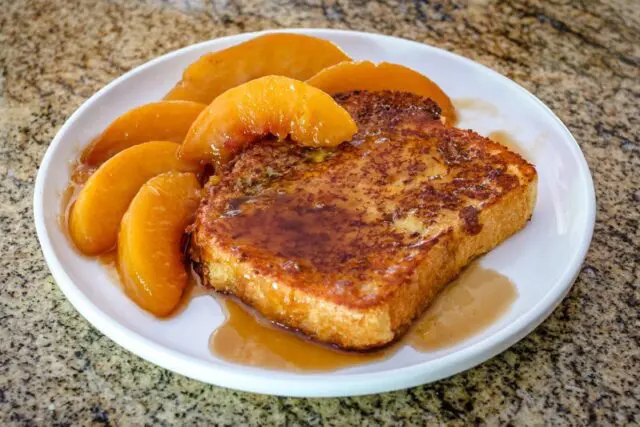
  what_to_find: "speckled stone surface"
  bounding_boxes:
[1,0,638,424]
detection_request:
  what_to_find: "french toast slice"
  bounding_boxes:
[191,91,537,350]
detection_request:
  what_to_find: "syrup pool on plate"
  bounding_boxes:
[207,262,518,372]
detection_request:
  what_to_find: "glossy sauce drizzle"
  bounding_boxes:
[408,263,518,351]
[96,249,120,284]
[58,160,95,237]
[58,185,76,235]
[454,98,499,117]
[208,262,517,371]
[210,298,391,371]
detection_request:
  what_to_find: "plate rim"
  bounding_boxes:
[33,28,596,397]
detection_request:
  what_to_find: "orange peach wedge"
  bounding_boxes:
[69,141,200,255]
[164,33,351,104]
[307,61,457,125]
[81,101,206,166]
[180,76,358,166]
[118,172,201,317]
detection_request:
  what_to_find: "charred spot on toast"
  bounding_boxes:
[459,206,482,235]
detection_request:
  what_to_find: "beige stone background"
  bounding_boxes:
[1,0,638,425]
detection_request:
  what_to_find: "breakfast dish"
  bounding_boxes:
[65,33,537,348]
[34,30,594,396]
[192,90,536,350]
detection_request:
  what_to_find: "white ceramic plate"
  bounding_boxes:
[34,29,595,397]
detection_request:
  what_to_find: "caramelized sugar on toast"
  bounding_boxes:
[192,91,537,350]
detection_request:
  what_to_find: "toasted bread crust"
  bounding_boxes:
[192,91,537,350]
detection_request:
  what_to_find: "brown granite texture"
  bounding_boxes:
[1,0,639,425]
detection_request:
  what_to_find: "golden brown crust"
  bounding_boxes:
[192,90,537,350]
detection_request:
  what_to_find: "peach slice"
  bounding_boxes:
[81,101,206,166]
[118,172,201,316]
[180,76,358,165]
[307,61,457,125]
[69,141,200,255]
[164,33,351,104]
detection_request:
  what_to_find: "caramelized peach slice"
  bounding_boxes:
[307,61,457,125]
[180,76,358,165]
[81,101,206,166]
[118,172,201,316]
[69,141,200,255]
[164,33,350,104]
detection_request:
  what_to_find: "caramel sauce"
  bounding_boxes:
[71,161,96,185]
[58,159,96,238]
[488,131,529,160]
[207,262,517,371]
[407,263,518,351]
[210,298,391,372]
[170,264,210,316]
[454,98,499,117]
[220,193,362,276]
[57,185,76,235]
[96,250,117,267]
[96,249,120,284]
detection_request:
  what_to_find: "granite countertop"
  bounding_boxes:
[1,0,638,424]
